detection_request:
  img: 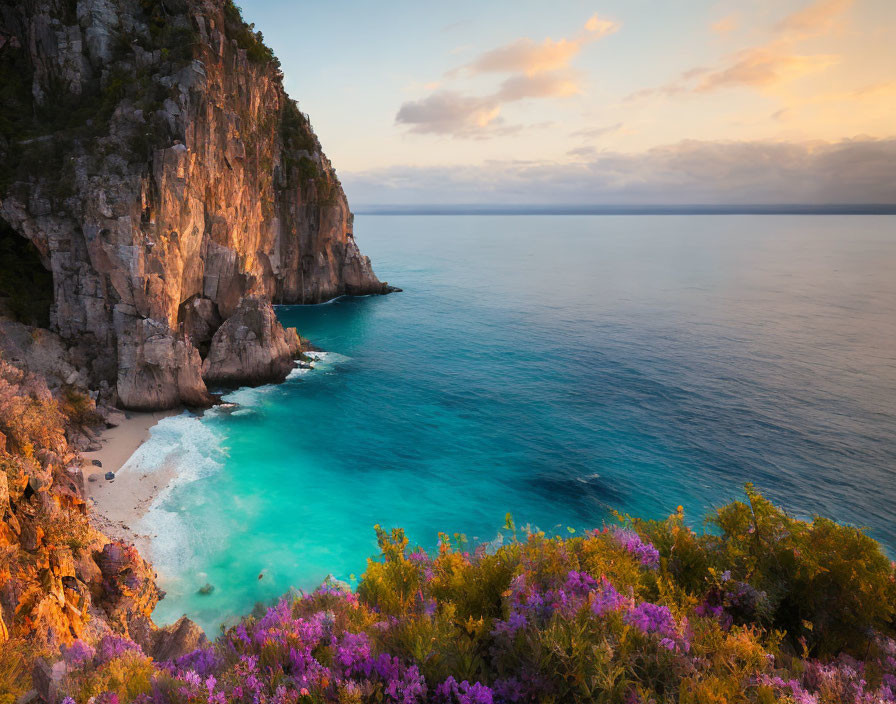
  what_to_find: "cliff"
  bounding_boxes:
[0,351,203,696]
[0,0,393,411]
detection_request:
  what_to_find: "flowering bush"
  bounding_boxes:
[54,489,896,703]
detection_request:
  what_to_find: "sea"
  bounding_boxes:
[123,214,896,634]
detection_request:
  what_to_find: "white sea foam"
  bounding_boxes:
[134,413,228,579]
[219,382,277,407]
[142,348,348,588]
[285,366,312,380]
[307,350,351,366]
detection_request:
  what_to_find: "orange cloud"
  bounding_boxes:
[695,46,839,91]
[466,37,583,76]
[711,16,738,35]
[631,0,850,99]
[396,71,582,136]
[398,15,618,138]
[456,14,618,77]
[777,0,854,37]
[584,14,619,36]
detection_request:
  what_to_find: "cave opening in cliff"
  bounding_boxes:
[0,217,54,328]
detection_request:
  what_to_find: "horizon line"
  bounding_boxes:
[353,203,896,216]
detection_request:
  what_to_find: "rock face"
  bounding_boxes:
[0,357,163,653]
[0,0,392,410]
[203,295,302,386]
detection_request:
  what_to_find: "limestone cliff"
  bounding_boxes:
[0,0,393,410]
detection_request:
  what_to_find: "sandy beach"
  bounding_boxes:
[83,409,180,556]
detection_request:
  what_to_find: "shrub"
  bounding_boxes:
[709,484,896,656]
[59,386,101,427]
[50,490,896,703]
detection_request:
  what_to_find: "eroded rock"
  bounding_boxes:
[203,296,302,386]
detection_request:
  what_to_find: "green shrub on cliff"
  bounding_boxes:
[223,1,277,65]
[632,485,896,657]
[52,489,896,703]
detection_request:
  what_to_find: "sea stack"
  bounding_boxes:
[0,0,392,410]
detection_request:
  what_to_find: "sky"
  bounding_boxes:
[239,0,896,205]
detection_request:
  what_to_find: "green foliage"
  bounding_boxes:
[348,490,896,701]
[73,652,155,702]
[59,386,101,427]
[709,484,896,655]
[357,525,421,615]
[47,489,896,703]
[139,0,197,64]
[222,1,278,64]
[0,637,34,704]
[280,99,317,154]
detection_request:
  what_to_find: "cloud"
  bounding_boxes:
[461,37,584,76]
[693,46,839,91]
[711,16,738,34]
[397,15,618,138]
[566,145,598,158]
[570,122,623,139]
[776,0,853,36]
[395,92,506,136]
[342,138,896,205]
[456,14,619,76]
[495,72,581,101]
[395,73,579,136]
[631,0,851,99]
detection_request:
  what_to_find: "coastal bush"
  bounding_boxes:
[222,1,277,65]
[53,489,896,703]
[59,386,101,428]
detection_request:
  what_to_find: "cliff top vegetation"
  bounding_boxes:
[45,488,896,704]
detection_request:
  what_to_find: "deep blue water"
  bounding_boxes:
[137,215,896,633]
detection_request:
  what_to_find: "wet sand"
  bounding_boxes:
[83,409,180,556]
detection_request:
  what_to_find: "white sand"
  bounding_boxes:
[83,410,179,555]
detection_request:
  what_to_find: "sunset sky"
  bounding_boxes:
[240,0,896,205]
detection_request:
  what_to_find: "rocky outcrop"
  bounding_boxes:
[0,0,394,410]
[145,615,207,662]
[0,357,162,653]
[203,295,302,386]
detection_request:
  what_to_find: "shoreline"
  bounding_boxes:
[82,409,181,557]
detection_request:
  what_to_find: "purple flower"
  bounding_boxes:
[625,602,677,638]
[492,611,528,638]
[564,570,598,596]
[95,635,142,664]
[435,676,494,704]
[383,660,427,703]
[334,631,374,677]
[759,676,819,704]
[61,639,95,668]
[408,549,430,565]
[611,528,660,569]
[492,678,525,703]
[94,693,120,704]
[590,578,627,617]
[173,647,218,677]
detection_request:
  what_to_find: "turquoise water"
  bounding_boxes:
[139,215,896,634]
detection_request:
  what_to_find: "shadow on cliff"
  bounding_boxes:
[0,217,53,328]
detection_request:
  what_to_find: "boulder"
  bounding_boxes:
[32,658,66,704]
[149,616,207,662]
[202,297,302,386]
